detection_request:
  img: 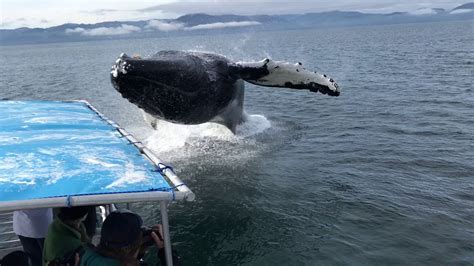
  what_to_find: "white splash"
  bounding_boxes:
[24,117,52,124]
[0,153,65,186]
[0,157,17,170]
[81,156,121,168]
[106,163,148,188]
[38,148,59,156]
[144,114,271,154]
[0,177,36,186]
[236,114,271,137]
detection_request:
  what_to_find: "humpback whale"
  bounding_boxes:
[111,50,340,133]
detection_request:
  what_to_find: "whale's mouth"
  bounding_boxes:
[320,74,340,96]
[312,83,340,96]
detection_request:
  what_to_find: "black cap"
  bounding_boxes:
[59,206,90,221]
[100,210,143,248]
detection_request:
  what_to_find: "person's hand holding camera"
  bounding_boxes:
[150,224,164,249]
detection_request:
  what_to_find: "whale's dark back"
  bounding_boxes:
[111,51,241,124]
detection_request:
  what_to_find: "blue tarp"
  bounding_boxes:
[0,101,170,203]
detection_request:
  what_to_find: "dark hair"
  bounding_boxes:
[0,251,29,266]
[100,210,143,248]
[59,206,90,221]
[97,210,144,266]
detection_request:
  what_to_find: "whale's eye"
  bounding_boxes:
[329,78,334,82]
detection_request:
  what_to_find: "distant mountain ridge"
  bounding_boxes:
[453,2,474,10]
[1,3,472,45]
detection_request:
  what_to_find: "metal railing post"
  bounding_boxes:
[160,201,173,266]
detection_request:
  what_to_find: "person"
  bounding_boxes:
[13,208,53,266]
[80,210,180,266]
[83,206,97,239]
[0,250,29,266]
[43,206,91,265]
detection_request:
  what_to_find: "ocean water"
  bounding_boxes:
[1,20,473,265]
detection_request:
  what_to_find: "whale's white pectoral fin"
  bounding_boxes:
[233,58,340,96]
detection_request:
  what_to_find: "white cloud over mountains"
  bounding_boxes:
[450,9,472,14]
[145,20,184,31]
[185,21,261,30]
[409,8,438,15]
[66,20,261,36]
[1,0,467,29]
[66,24,141,36]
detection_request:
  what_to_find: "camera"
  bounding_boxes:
[141,227,163,246]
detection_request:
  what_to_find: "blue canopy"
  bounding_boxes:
[0,101,174,209]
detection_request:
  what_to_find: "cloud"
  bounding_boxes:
[65,27,86,34]
[2,1,467,29]
[143,19,261,32]
[185,21,262,30]
[1,18,51,29]
[450,9,472,14]
[65,24,141,36]
[145,20,184,31]
[409,8,437,15]
[138,1,466,16]
[88,8,119,15]
[138,1,398,15]
[64,20,260,36]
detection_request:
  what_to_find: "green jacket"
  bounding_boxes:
[80,248,120,266]
[43,218,89,265]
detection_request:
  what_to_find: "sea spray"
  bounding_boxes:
[143,114,272,163]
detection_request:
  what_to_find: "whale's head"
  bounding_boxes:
[110,53,145,107]
[110,52,243,125]
[110,52,209,121]
[110,53,169,114]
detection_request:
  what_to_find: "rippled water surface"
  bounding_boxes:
[1,21,473,265]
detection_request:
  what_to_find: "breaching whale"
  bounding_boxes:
[111,50,340,133]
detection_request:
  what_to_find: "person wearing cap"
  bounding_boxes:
[43,206,91,265]
[80,210,180,266]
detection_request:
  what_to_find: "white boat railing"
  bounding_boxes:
[0,212,21,258]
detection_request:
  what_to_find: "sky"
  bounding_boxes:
[0,0,468,29]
